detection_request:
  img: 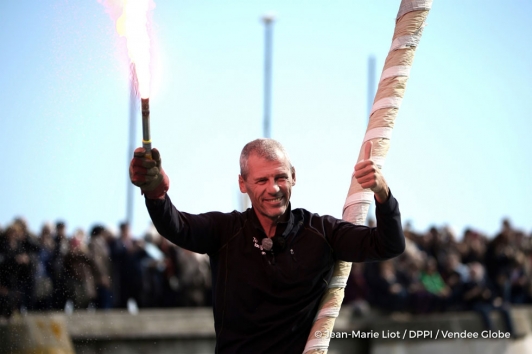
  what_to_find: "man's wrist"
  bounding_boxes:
[143,184,167,199]
[374,184,390,204]
[142,171,169,199]
[143,190,166,200]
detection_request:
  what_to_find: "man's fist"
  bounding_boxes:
[354,141,389,203]
[129,147,169,199]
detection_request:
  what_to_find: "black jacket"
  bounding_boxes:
[146,191,404,353]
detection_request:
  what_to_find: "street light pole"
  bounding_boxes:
[367,55,376,121]
[366,55,377,224]
[126,64,138,226]
[238,14,276,212]
[262,14,275,138]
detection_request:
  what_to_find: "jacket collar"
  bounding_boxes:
[248,203,295,239]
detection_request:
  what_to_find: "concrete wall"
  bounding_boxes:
[358,307,532,354]
[2,306,532,354]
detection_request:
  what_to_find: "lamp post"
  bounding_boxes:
[239,14,276,212]
[126,64,138,226]
[262,14,275,138]
[366,55,377,224]
[367,55,376,121]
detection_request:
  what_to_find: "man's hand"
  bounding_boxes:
[354,141,389,203]
[129,147,169,199]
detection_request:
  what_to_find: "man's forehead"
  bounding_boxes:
[249,149,288,162]
[247,152,291,173]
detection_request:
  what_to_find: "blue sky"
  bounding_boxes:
[1,0,531,239]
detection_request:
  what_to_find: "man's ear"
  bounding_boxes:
[291,167,296,186]
[238,175,247,193]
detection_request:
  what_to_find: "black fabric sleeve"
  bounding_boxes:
[145,194,224,254]
[324,190,405,262]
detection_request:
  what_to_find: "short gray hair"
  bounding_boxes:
[239,138,293,179]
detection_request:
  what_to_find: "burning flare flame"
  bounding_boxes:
[115,0,152,99]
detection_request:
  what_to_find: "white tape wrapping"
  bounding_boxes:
[304,338,330,353]
[370,96,402,115]
[305,2,433,352]
[390,34,422,51]
[343,203,369,226]
[329,276,348,288]
[397,0,433,19]
[344,191,373,210]
[363,127,393,142]
[315,307,341,321]
[380,65,411,82]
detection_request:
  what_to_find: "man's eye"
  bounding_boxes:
[257,180,267,184]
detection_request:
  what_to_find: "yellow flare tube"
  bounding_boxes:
[141,98,152,160]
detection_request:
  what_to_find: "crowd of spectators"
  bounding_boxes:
[0,219,211,318]
[343,219,532,336]
[1,216,531,335]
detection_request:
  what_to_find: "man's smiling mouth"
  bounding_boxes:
[263,197,283,203]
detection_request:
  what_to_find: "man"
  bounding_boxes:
[51,221,69,310]
[129,138,404,353]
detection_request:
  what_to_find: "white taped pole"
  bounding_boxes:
[303,1,433,353]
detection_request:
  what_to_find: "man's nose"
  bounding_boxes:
[267,180,280,194]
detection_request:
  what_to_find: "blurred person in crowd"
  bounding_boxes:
[139,231,167,308]
[33,223,55,311]
[399,221,426,269]
[112,222,147,308]
[500,219,513,237]
[392,251,438,314]
[51,221,69,310]
[462,262,515,337]
[129,138,404,352]
[459,228,486,264]
[155,235,182,308]
[526,277,532,304]
[369,260,408,313]
[399,257,436,314]
[175,248,212,307]
[508,250,530,304]
[12,218,40,311]
[419,256,450,312]
[88,225,113,309]
[485,220,518,303]
[402,221,423,248]
[417,226,439,260]
[0,222,39,314]
[343,262,370,317]
[419,226,457,267]
[2,221,35,312]
[109,222,128,307]
[439,252,468,311]
[0,225,20,318]
[441,252,469,283]
[438,226,460,263]
[63,231,98,309]
[518,230,532,304]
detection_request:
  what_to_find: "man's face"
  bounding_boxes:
[239,152,296,222]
